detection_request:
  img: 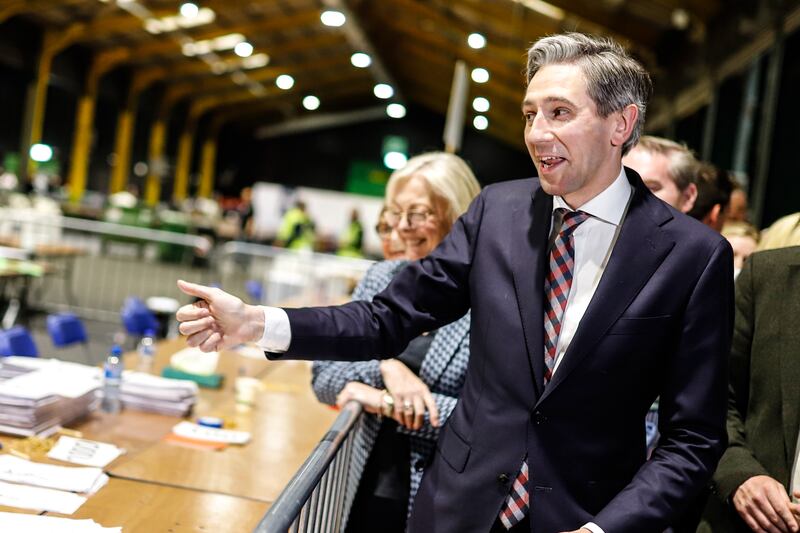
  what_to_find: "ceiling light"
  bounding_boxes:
[386,103,406,119]
[242,53,269,69]
[351,52,372,68]
[512,0,565,21]
[373,83,394,99]
[472,97,490,112]
[320,10,346,27]
[303,95,320,110]
[471,67,489,83]
[234,42,254,58]
[671,8,690,30]
[473,115,489,130]
[179,2,199,18]
[213,33,245,51]
[276,74,295,90]
[467,33,486,49]
[30,143,53,163]
[384,151,408,170]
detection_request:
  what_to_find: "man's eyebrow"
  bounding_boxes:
[521,96,577,110]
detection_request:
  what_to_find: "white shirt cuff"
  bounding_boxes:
[582,522,605,533]
[255,306,291,352]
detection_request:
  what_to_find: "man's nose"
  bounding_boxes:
[526,114,553,144]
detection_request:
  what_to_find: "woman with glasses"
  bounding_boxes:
[376,206,406,261]
[312,152,480,532]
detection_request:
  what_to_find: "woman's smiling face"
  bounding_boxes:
[387,175,446,260]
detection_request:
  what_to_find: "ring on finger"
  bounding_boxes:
[403,399,414,413]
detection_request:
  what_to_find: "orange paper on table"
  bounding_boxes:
[163,432,228,451]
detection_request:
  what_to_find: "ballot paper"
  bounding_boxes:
[0,513,120,533]
[47,436,124,468]
[0,480,87,514]
[0,454,108,494]
[119,371,198,416]
[172,420,251,444]
[0,362,100,436]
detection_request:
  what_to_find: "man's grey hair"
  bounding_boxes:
[526,33,652,155]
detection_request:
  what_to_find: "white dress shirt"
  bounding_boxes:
[549,166,632,378]
[257,167,633,533]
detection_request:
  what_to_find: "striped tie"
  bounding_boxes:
[498,208,589,529]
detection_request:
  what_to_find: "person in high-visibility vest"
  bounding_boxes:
[337,208,365,258]
[275,200,315,251]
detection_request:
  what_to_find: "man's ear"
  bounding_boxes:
[679,183,698,214]
[611,104,638,149]
[702,203,724,232]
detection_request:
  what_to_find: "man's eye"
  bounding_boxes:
[554,108,569,118]
[523,111,536,123]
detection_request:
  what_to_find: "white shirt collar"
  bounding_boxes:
[552,166,631,226]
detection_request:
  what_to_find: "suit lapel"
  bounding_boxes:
[538,176,675,405]
[780,260,800,467]
[419,314,470,386]
[511,185,552,401]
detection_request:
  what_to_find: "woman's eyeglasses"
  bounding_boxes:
[383,209,435,230]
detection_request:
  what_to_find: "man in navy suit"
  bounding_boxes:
[177,33,733,533]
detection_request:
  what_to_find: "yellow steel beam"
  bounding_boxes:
[109,67,168,194]
[197,134,218,199]
[144,119,166,206]
[172,114,198,203]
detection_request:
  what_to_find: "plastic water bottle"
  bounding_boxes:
[136,329,156,373]
[102,345,124,414]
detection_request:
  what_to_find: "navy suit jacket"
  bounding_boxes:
[270,169,734,533]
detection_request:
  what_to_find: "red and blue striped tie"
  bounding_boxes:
[498,208,589,529]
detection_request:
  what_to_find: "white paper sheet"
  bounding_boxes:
[0,511,120,532]
[0,480,87,514]
[47,436,124,468]
[0,454,106,493]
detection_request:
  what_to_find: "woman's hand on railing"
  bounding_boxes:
[176,279,265,351]
[335,382,384,415]
[380,359,439,430]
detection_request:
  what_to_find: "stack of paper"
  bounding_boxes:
[0,455,108,514]
[120,371,198,416]
[0,360,100,436]
[0,513,120,532]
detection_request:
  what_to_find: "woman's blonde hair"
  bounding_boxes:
[721,221,759,242]
[757,212,800,251]
[385,152,481,233]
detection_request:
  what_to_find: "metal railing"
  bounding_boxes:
[0,209,373,322]
[0,208,212,321]
[217,241,374,307]
[254,401,363,533]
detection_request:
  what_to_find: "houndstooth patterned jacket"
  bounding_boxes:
[311,259,471,530]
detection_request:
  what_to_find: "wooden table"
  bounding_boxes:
[48,478,271,531]
[1,337,337,530]
[109,359,337,501]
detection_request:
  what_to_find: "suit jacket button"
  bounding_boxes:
[497,473,510,484]
[533,411,547,425]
